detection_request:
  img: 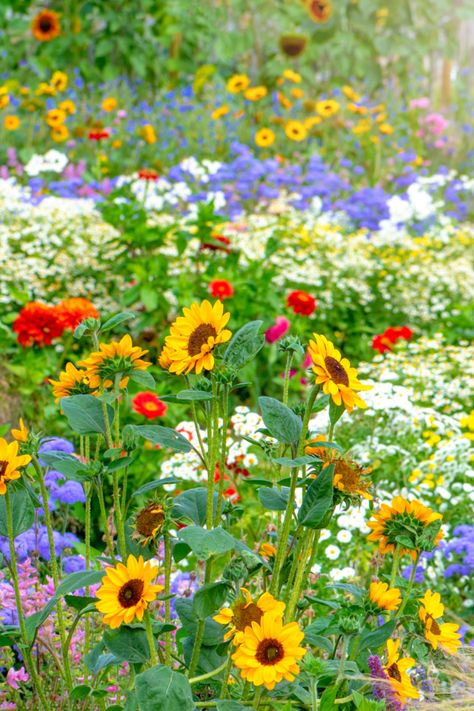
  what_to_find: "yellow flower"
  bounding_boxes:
[0,438,31,495]
[162,300,232,376]
[306,438,372,499]
[51,71,68,91]
[284,120,307,142]
[78,335,151,390]
[214,587,285,644]
[460,410,474,431]
[31,9,61,42]
[342,85,361,102]
[95,555,163,629]
[11,418,28,444]
[158,344,173,370]
[211,105,229,120]
[0,94,10,109]
[316,99,340,117]
[46,108,67,127]
[367,496,443,560]
[49,362,95,402]
[226,74,250,94]
[379,122,394,135]
[36,82,56,96]
[348,103,368,115]
[51,125,69,142]
[383,639,419,705]
[231,612,306,690]
[255,127,275,147]
[306,0,332,23]
[112,139,122,149]
[304,116,322,129]
[282,69,302,83]
[4,115,20,131]
[308,333,371,411]
[142,124,156,144]
[260,542,277,558]
[419,590,461,655]
[277,92,293,110]
[59,100,76,114]
[369,581,401,612]
[132,503,165,546]
[290,87,304,99]
[102,97,117,112]
[244,86,267,101]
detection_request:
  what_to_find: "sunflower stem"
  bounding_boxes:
[164,531,172,665]
[96,480,116,563]
[189,657,229,685]
[395,551,420,619]
[286,530,316,620]
[219,654,234,697]
[205,377,219,530]
[214,383,230,525]
[282,351,294,407]
[144,610,158,665]
[389,544,402,588]
[5,487,50,711]
[188,619,205,677]
[113,471,127,560]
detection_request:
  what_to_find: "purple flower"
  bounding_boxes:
[367,655,403,710]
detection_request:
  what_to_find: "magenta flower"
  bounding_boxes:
[6,667,29,690]
[265,316,290,343]
[409,97,430,110]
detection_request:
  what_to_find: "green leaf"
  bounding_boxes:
[329,399,345,427]
[177,526,235,560]
[135,666,194,711]
[131,477,179,497]
[56,570,105,596]
[359,620,396,652]
[65,595,98,612]
[193,582,231,619]
[123,424,192,453]
[70,685,91,701]
[313,394,331,413]
[100,312,136,332]
[172,489,218,525]
[273,455,320,467]
[258,396,302,444]
[0,481,35,537]
[258,486,290,511]
[297,464,335,528]
[103,626,151,663]
[174,599,224,645]
[129,370,156,388]
[224,321,264,369]
[319,686,338,711]
[216,702,250,711]
[60,395,114,436]
[39,452,94,482]
[174,389,213,401]
[84,641,117,674]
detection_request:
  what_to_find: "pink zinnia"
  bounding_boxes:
[409,97,430,110]
[265,316,290,343]
[6,667,29,690]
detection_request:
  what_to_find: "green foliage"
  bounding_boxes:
[134,665,194,711]
[259,396,302,444]
[298,464,335,528]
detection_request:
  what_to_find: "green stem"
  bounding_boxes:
[253,686,263,709]
[96,481,116,562]
[286,531,315,620]
[206,378,219,529]
[188,618,205,677]
[282,352,294,406]
[395,552,420,619]
[84,480,92,672]
[389,544,402,588]
[214,384,230,525]
[189,657,229,685]
[144,610,158,665]
[5,488,50,711]
[283,535,304,605]
[113,471,127,560]
[219,654,234,698]
[164,531,172,665]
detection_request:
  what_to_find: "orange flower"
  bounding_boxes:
[56,298,99,331]
[13,302,64,347]
[32,10,61,42]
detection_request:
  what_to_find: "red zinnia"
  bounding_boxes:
[88,129,110,141]
[201,234,232,252]
[13,302,64,347]
[286,290,317,316]
[208,280,234,300]
[56,298,99,331]
[371,326,413,353]
[138,169,159,181]
[132,392,168,420]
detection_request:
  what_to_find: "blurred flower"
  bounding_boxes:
[282,69,302,83]
[371,326,413,354]
[211,105,229,120]
[255,128,275,147]
[51,125,69,142]
[379,123,394,135]
[32,9,60,41]
[88,128,110,141]
[285,120,307,142]
[286,290,316,315]
[132,392,167,420]
[226,74,250,93]
[51,71,68,91]
[265,316,290,343]
[4,115,20,131]
[244,86,267,101]
[56,297,99,331]
[369,581,401,612]
[102,97,118,112]
[410,97,430,110]
[6,667,29,690]
[208,279,234,300]
[13,302,64,347]
[46,108,67,127]
[11,418,28,444]
[316,99,340,117]
[59,99,76,114]
[142,123,156,144]
[307,0,332,22]
[342,85,361,102]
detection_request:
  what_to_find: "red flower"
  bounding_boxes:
[138,169,159,181]
[56,298,99,331]
[201,234,232,252]
[208,280,234,300]
[371,326,413,353]
[132,392,167,420]
[13,302,64,347]
[88,129,110,141]
[286,290,317,316]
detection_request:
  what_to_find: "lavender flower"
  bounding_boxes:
[367,655,403,711]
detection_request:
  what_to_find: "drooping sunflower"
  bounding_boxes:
[96,555,163,628]
[214,588,285,644]
[383,639,419,705]
[49,362,95,402]
[32,9,61,42]
[162,300,232,375]
[255,128,275,147]
[0,439,31,495]
[306,438,373,500]
[232,612,306,690]
[284,120,307,142]
[307,0,332,23]
[78,334,151,390]
[369,581,401,613]
[367,496,443,560]
[132,503,166,546]
[308,334,371,412]
[418,590,461,655]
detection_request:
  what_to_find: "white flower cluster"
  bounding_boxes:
[24,150,68,177]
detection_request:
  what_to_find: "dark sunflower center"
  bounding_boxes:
[335,461,359,490]
[233,602,263,631]
[118,579,144,608]
[324,356,349,386]
[136,505,165,538]
[426,614,441,636]
[0,460,8,477]
[386,663,401,682]
[256,638,285,665]
[39,17,53,32]
[188,324,217,356]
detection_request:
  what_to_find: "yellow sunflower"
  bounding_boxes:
[213,588,285,644]
[418,590,461,655]
[232,612,306,690]
[255,128,275,147]
[51,125,69,142]
[0,438,31,496]
[11,418,28,444]
[244,86,268,102]
[211,105,229,120]
[46,108,67,127]
[226,74,250,94]
[32,9,61,42]
[282,69,302,83]
[59,100,76,115]
[367,496,443,560]
[4,115,20,131]
[369,581,401,612]
[132,503,166,546]
[284,120,307,142]
[49,362,95,402]
[383,639,419,705]
[51,71,68,91]
[342,85,361,102]
[307,0,332,23]
[316,99,340,118]
[308,334,371,412]
[102,97,117,112]
[96,555,163,629]
[78,335,151,390]
[162,300,231,376]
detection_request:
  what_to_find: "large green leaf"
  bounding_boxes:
[177,526,235,559]
[103,626,151,663]
[224,320,264,369]
[193,581,231,619]
[60,395,114,436]
[124,424,192,453]
[297,464,335,528]
[135,666,194,711]
[172,488,217,525]
[359,620,396,652]
[39,452,94,482]
[258,486,290,511]
[258,396,302,444]
[131,477,179,497]
[174,599,224,646]
[0,481,35,537]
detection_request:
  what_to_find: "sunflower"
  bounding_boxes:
[51,125,69,142]
[49,362,95,402]
[255,128,275,147]
[158,344,173,370]
[342,85,361,102]
[0,93,10,109]
[308,334,371,412]
[383,639,419,705]
[162,300,231,376]
[59,99,76,115]
[4,115,20,131]
[46,108,67,127]
[279,35,307,58]
[231,612,305,690]
[244,86,268,102]
[369,581,401,612]
[51,71,68,91]
[211,105,229,120]
[0,439,31,495]
[132,503,166,546]
[78,335,151,390]
[284,120,307,142]
[214,588,285,644]
[102,97,117,112]
[367,496,443,560]
[226,74,250,94]
[418,590,461,655]
[95,555,163,628]
[379,123,394,135]
[32,9,61,42]
[307,0,332,23]
[304,116,322,130]
[282,69,302,83]
[316,99,340,118]
[306,438,373,499]
[11,418,28,444]
[141,124,156,144]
